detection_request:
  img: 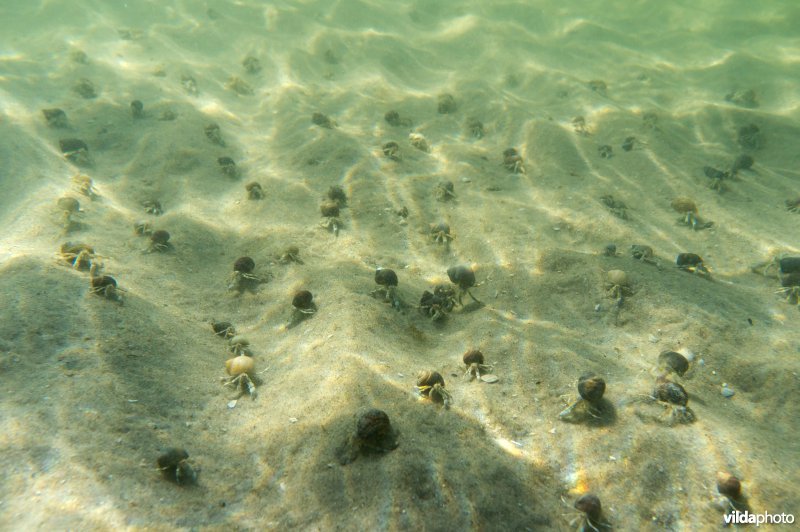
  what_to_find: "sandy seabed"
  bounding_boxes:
[1,1,799,530]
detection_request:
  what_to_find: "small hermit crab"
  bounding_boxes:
[57,196,84,233]
[502,147,524,174]
[564,493,608,532]
[156,448,198,486]
[217,156,237,178]
[133,221,153,236]
[670,196,713,230]
[785,197,800,213]
[319,200,343,237]
[776,271,800,306]
[676,252,711,278]
[278,245,304,265]
[223,355,257,399]
[371,267,401,309]
[228,256,266,292]
[604,269,632,305]
[60,242,95,271]
[419,285,457,321]
[141,199,163,216]
[89,274,122,301]
[289,289,317,327]
[651,378,695,425]
[210,320,236,339]
[447,264,482,306]
[429,222,454,247]
[312,112,335,129]
[228,335,252,356]
[466,117,484,139]
[435,180,456,202]
[336,408,399,465]
[326,185,347,207]
[382,141,401,161]
[656,350,689,379]
[416,370,453,407]
[559,373,606,422]
[146,230,172,253]
[462,349,495,382]
[245,182,264,200]
[71,174,98,199]
[630,244,659,266]
[408,132,430,153]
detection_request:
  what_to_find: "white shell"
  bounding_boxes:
[227,399,238,409]
[480,374,499,383]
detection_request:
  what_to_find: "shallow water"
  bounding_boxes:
[1,1,799,530]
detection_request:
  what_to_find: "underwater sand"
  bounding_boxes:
[1,0,799,530]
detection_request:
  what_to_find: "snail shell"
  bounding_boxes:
[606,269,628,286]
[90,275,117,290]
[57,197,81,213]
[374,268,398,287]
[416,370,445,390]
[658,351,689,376]
[292,290,314,310]
[150,230,170,245]
[355,409,398,453]
[654,380,688,406]
[574,493,602,522]
[676,253,703,268]
[327,185,347,205]
[670,197,698,214]
[716,471,742,499]
[447,265,476,289]
[225,355,255,377]
[779,256,800,275]
[462,349,484,366]
[233,256,255,274]
[211,321,235,337]
[577,374,605,403]
[320,200,340,218]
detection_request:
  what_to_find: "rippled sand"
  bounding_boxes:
[1,1,799,529]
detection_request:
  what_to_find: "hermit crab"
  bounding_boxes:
[429,222,454,247]
[447,264,482,306]
[419,285,457,321]
[371,267,401,309]
[670,197,713,230]
[462,349,495,382]
[227,256,266,292]
[224,355,257,399]
[651,378,695,425]
[60,242,96,271]
[416,370,453,407]
[559,373,606,422]
[676,253,711,278]
[156,448,198,486]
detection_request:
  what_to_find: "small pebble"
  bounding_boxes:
[721,385,735,398]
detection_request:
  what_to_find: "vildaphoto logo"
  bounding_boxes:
[724,510,795,526]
